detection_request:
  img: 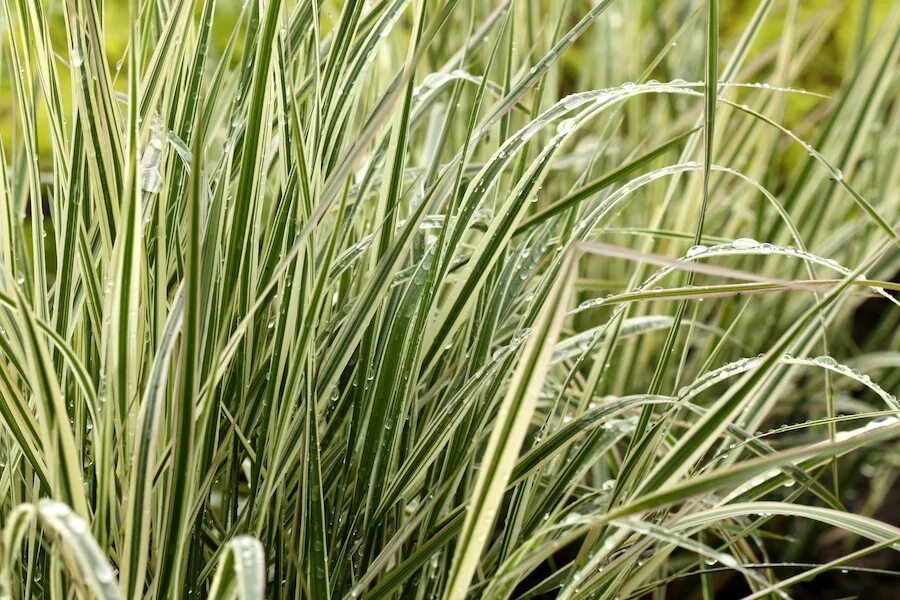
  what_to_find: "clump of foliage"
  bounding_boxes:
[0,0,897,598]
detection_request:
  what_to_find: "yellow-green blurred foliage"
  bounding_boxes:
[0,0,888,159]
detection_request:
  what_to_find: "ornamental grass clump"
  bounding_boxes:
[0,0,897,598]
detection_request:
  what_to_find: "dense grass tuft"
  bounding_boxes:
[0,0,898,598]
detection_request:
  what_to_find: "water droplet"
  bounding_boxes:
[732,237,759,249]
[562,94,590,110]
[815,355,837,367]
[556,118,577,135]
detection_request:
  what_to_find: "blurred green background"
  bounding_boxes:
[0,0,890,156]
